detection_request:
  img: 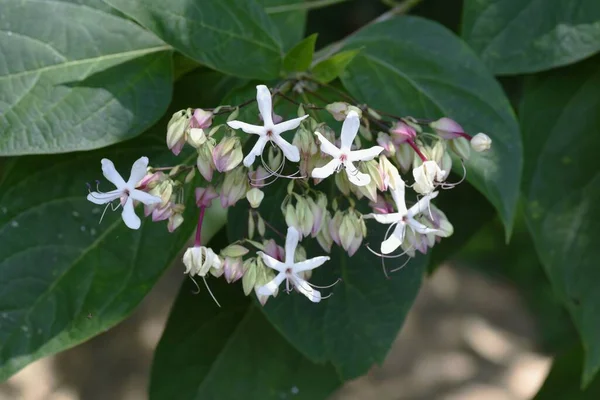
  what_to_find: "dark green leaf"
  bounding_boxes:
[150,271,341,400]
[228,182,427,380]
[521,54,600,386]
[462,0,600,75]
[261,0,308,51]
[105,0,283,79]
[0,70,232,381]
[312,49,360,83]
[340,16,522,236]
[534,344,600,399]
[284,34,318,73]
[0,0,173,155]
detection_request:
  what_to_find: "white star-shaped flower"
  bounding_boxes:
[311,110,383,186]
[227,85,308,167]
[257,227,329,303]
[365,171,439,254]
[87,157,161,230]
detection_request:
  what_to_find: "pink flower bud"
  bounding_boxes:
[430,117,465,140]
[369,195,395,214]
[223,257,245,283]
[212,136,243,173]
[190,109,213,129]
[263,239,285,262]
[376,132,396,156]
[195,186,218,208]
[248,167,270,188]
[389,122,416,144]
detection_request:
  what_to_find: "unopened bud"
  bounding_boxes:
[213,136,243,172]
[377,132,396,156]
[263,239,285,261]
[316,212,333,252]
[190,108,213,129]
[390,121,416,144]
[329,211,343,246]
[195,186,218,208]
[293,127,316,155]
[168,213,184,233]
[184,168,196,183]
[284,203,300,231]
[448,137,471,160]
[378,156,399,191]
[257,214,266,237]
[223,257,245,283]
[471,133,492,152]
[295,197,314,237]
[248,213,255,239]
[187,128,207,148]
[248,167,270,188]
[430,141,445,164]
[242,258,257,295]
[440,152,452,181]
[430,117,464,140]
[395,143,414,173]
[221,244,249,258]
[220,166,249,208]
[267,146,282,171]
[246,188,264,208]
[166,109,191,155]
[335,171,351,195]
[196,141,215,181]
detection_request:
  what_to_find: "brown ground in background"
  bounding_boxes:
[0,265,551,400]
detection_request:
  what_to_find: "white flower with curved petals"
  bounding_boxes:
[227,85,308,167]
[311,110,384,186]
[365,171,439,254]
[257,227,329,303]
[87,157,161,230]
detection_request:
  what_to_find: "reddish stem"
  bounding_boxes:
[407,139,428,162]
[194,206,206,246]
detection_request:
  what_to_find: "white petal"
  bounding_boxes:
[293,256,329,273]
[408,218,439,235]
[257,272,286,296]
[129,189,161,205]
[86,189,122,205]
[381,225,405,254]
[364,212,400,225]
[121,196,141,229]
[227,120,265,135]
[348,146,384,162]
[256,85,273,127]
[272,135,300,162]
[344,161,371,186]
[314,132,341,156]
[127,156,149,186]
[258,251,286,272]
[285,226,300,265]
[311,158,340,179]
[101,158,126,188]
[273,115,308,134]
[340,110,360,150]
[407,191,439,217]
[292,276,321,303]
[243,136,268,167]
[390,178,408,215]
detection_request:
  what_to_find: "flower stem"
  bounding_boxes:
[407,139,428,162]
[194,206,206,246]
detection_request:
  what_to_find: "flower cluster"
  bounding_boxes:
[87,83,492,305]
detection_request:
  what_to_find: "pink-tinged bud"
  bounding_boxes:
[395,143,414,173]
[168,213,184,233]
[166,109,191,156]
[137,171,164,190]
[470,133,492,152]
[195,186,218,208]
[248,166,270,188]
[430,117,464,140]
[308,194,327,237]
[377,132,396,156]
[263,239,285,262]
[389,122,416,144]
[220,166,249,208]
[316,212,334,253]
[223,257,245,283]
[370,195,395,214]
[213,136,243,172]
[151,203,173,222]
[326,102,350,121]
[190,108,213,129]
[196,141,215,181]
[329,211,343,246]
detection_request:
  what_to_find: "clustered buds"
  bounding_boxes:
[88,82,494,306]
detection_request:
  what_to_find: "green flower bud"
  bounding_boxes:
[448,136,471,160]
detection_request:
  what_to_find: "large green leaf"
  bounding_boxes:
[105,0,283,79]
[150,270,341,400]
[521,55,600,386]
[261,0,307,52]
[462,0,600,75]
[0,70,230,381]
[339,16,522,236]
[228,182,427,379]
[0,0,173,156]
